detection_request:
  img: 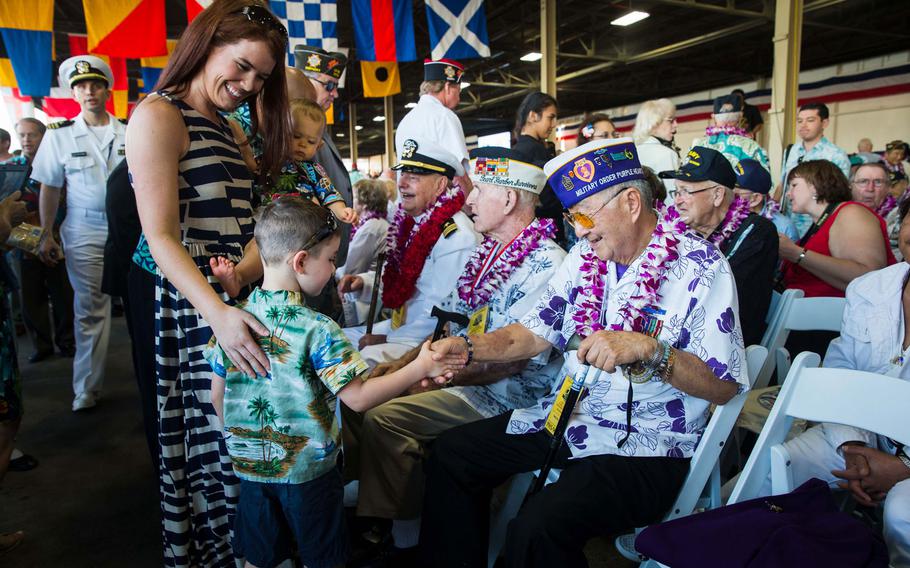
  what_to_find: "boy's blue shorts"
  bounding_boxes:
[233,470,349,568]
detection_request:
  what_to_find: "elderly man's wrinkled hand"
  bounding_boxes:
[577,331,657,373]
[834,445,910,506]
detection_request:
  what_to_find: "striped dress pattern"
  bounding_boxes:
[152,92,254,567]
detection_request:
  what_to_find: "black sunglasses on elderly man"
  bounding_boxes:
[310,76,339,92]
[237,5,288,41]
[302,213,338,250]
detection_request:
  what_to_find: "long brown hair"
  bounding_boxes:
[154,0,291,179]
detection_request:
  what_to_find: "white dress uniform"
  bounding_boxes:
[344,210,478,365]
[31,111,126,400]
[762,262,910,567]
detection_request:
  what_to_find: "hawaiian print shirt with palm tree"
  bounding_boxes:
[204,288,369,483]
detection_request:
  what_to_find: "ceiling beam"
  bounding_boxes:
[644,0,771,19]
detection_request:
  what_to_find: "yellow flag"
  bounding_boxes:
[361,61,401,98]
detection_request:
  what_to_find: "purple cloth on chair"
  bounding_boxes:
[635,478,889,568]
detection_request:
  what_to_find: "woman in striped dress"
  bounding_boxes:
[126,2,290,566]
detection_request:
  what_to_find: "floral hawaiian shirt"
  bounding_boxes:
[204,288,369,483]
[690,133,770,172]
[265,160,343,208]
[510,236,748,460]
[442,237,567,418]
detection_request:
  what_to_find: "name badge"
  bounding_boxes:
[118,148,125,156]
[544,374,583,435]
[391,304,407,330]
[467,305,490,336]
[71,151,88,157]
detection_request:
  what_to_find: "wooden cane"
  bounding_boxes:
[365,252,386,334]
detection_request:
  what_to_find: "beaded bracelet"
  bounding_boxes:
[463,335,475,366]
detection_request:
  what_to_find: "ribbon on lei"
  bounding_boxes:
[456,218,556,311]
[572,205,688,337]
[381,187,466,309]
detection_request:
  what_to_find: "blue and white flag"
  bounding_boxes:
[269,0,338,67]
[425,0,491,60]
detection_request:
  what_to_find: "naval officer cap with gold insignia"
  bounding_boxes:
[59,55,114,89]
[392,138,464,179]
[469,147,546,194]
[294,45,348,80]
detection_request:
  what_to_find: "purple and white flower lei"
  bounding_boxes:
[710,196,751,246]
[572,205,688,337]
[877,195,897,218]
[705,124,751,138]
[761,197,781,221]
[457,218,556,310]
[350,210,384,239]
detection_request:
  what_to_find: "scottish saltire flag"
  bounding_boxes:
[270,0,338,67]
[425,0,490,60]
[351,0,417,62]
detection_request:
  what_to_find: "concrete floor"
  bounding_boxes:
[3,317,162,568]
[2,316,635,568]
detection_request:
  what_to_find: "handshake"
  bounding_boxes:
[371,336,472,392]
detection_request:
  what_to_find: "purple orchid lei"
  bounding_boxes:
[705,124,751,138]
[761,197,781,221]
[877,195,897,218]
[710,196,751,246]
[457,218,556,310]
[572,204,688,337]
[350,210,384,239]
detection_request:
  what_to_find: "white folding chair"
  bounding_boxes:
[760,289,796,348]
[487,346,768,568]
[730,351,910,502]
[755,294,843,389]
[772,295,845,385]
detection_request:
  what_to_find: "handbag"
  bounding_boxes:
[635,478,889,568]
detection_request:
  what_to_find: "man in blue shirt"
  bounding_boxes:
[777,102,851,236]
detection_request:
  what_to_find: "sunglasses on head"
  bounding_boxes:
[237,5,288,42]
[301,213,338,250]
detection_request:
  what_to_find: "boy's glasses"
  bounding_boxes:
[302,213,338,250]
[236,6,288,42]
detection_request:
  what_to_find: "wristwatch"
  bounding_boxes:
[899,450,910,470]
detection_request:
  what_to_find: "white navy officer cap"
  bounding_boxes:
[59,55,114,89]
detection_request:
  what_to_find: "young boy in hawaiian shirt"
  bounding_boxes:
[203,197,461,568]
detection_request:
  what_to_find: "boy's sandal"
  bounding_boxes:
[8,453,38,472]
[0,531,24,555]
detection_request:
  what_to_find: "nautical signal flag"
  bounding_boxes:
[361,61,401,98]
[425,0,491,60]
[0,0,54,97]
[269,0,339,67]
[352,0,417,62]
[83,0,167,58]
[186,0,214,22]
[140,39,178,93]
